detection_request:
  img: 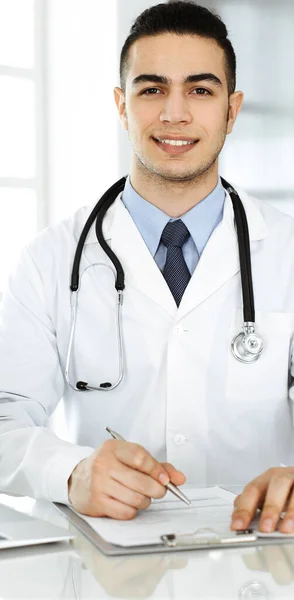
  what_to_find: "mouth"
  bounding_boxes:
[152,137,199,155]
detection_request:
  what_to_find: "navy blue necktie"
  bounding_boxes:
[161,219,191,306]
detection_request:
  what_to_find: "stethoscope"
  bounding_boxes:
[65,175,264,392]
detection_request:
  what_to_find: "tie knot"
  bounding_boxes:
[161,219,190,249]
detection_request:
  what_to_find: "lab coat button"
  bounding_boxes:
[173,434,186,445]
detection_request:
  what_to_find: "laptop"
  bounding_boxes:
[0,503,74,549]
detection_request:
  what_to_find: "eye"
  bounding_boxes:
[139,87,212,96]
[193,88,211,96]
[140,87,161,95]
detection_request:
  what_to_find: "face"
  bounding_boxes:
[114,33,243,183]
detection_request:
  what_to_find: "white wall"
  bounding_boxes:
[47,0,119,224]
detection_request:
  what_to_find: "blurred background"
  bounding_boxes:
[0,0,293,291]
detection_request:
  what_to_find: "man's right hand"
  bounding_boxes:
[68,439,186,520]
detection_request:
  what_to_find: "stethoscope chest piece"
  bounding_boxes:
[231,322,263,364]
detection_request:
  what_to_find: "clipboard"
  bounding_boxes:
[54,503,294,556]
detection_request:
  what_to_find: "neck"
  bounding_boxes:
[129,161,219,218]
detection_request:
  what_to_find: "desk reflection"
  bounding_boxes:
[72,534,188,598]
[2,494,294,599]
[71,533,294,599]
[1,536,294,599]
[241,543,294,587]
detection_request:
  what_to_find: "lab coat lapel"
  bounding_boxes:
[176,189,268,320]
[83,187,267,319]
[107,197,177,315]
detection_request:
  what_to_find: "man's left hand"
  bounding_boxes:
[231,467,294,533]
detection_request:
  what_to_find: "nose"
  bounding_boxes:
[159,91,192,125]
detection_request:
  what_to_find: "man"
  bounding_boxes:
[1,1,294,534]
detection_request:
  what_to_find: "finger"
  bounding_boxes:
[104,477,152,511]
[88,494,138,520]
[112,442,170,485]
[258,472,294,532]
[231,476,268,530]
[109,460,167,500]
[234,494,264,511]
[161,463,186,486]
[279,486,294,533]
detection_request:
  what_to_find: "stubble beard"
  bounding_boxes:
[130,128,228,187]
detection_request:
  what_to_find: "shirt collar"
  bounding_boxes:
[121,175,225,257]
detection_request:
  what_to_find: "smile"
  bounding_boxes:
[152,137,199,154]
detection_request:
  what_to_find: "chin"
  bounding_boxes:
[154,169,198,182]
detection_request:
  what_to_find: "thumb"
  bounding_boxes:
[161,462,186,486]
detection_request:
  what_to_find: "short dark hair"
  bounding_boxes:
[119,1,236,96]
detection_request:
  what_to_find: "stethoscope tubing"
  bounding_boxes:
[71,176,126,293]
[66,264,125,391]
[66,175,263,391]
[220,177,255,323]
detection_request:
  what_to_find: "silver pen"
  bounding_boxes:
[106,426,192,507]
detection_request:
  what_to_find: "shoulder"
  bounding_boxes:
[33,204,94,249]
[8,205,95,291]
[23,204,97,271]
[232,184,294,235]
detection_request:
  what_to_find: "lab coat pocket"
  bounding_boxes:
[225,310,294,404]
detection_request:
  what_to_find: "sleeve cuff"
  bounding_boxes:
[45,445,94,504]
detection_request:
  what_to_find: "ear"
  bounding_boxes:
[113,87,128,131]
[226,91,244,134]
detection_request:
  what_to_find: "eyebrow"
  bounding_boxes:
[131,73,223,87]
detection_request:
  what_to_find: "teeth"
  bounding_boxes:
[158,139,194,146]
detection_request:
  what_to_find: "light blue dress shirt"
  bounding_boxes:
[121,175,225,275]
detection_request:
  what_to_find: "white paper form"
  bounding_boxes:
[71,486,236,547]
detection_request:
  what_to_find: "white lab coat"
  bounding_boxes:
[1,185,294,504]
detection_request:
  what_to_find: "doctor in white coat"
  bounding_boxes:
[1,1,294,534]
